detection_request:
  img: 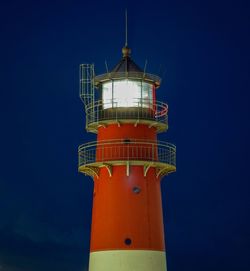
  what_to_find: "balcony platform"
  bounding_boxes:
[78,139,176,178]
[85,100,169,133]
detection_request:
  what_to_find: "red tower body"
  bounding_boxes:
[79,46,176,271]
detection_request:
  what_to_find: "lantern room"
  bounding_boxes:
[94,46,160,110]
[80,46,168,133]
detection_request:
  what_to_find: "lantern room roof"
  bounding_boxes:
[111,47,143,74]
[94,46,161,88]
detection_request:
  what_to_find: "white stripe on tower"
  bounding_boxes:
[89,250,167,271]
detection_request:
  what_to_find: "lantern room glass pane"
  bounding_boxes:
[102,80,153,109]
[142,82,153,108]
[102,82,112,108]
[113,80,141,107]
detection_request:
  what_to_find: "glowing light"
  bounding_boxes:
[102,80,153,109]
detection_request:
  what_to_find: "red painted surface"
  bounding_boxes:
[97,123,157,142]
[90,122,165,252]
[90,165,165,251]
[96,124,158,162]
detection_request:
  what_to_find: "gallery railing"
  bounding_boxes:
[85,98,168,132]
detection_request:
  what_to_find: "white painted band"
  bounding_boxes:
[89,250,167,271]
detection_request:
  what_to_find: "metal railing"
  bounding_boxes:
[79,64,95,108]
[78,139,176,168]
[85,98,168,129]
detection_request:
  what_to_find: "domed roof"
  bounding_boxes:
[111,46,143,73]
[94,46,161,88]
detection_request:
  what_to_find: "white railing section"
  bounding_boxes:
[85,98,168,127]
[78,139,176,168]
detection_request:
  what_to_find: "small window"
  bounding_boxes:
[132,186,141,194]
[124,238,132,245]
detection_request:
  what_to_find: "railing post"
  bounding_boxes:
[127,143,129,161]
[102,144,104,162]
[152,143,154,161]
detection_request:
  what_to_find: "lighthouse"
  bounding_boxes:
[78,40,176,270]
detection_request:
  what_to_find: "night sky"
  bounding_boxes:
[1,0,250,270]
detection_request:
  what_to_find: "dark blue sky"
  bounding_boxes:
[0,0,250,270]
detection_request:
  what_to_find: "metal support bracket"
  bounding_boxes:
[144,163,153,177]
[126,161,130,176]
[103,163,112,177]
[148,122,157,128]
[98,124,107,129]
[134,119,139,127]
[85,166,99,179]
[116,120,121,127]
[156,167,168,178]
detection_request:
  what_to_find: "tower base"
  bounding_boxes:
[89,250,167,271]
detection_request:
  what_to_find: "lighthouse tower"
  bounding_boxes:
[78,42,176,271]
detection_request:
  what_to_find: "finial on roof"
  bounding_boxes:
[122,46,131,57]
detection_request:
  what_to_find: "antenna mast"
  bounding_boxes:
[125,9,128,47]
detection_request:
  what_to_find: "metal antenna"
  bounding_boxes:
[105,60,109,73]
[143,59,148,77]
[125,9,128,47]
[105,60,111,78]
